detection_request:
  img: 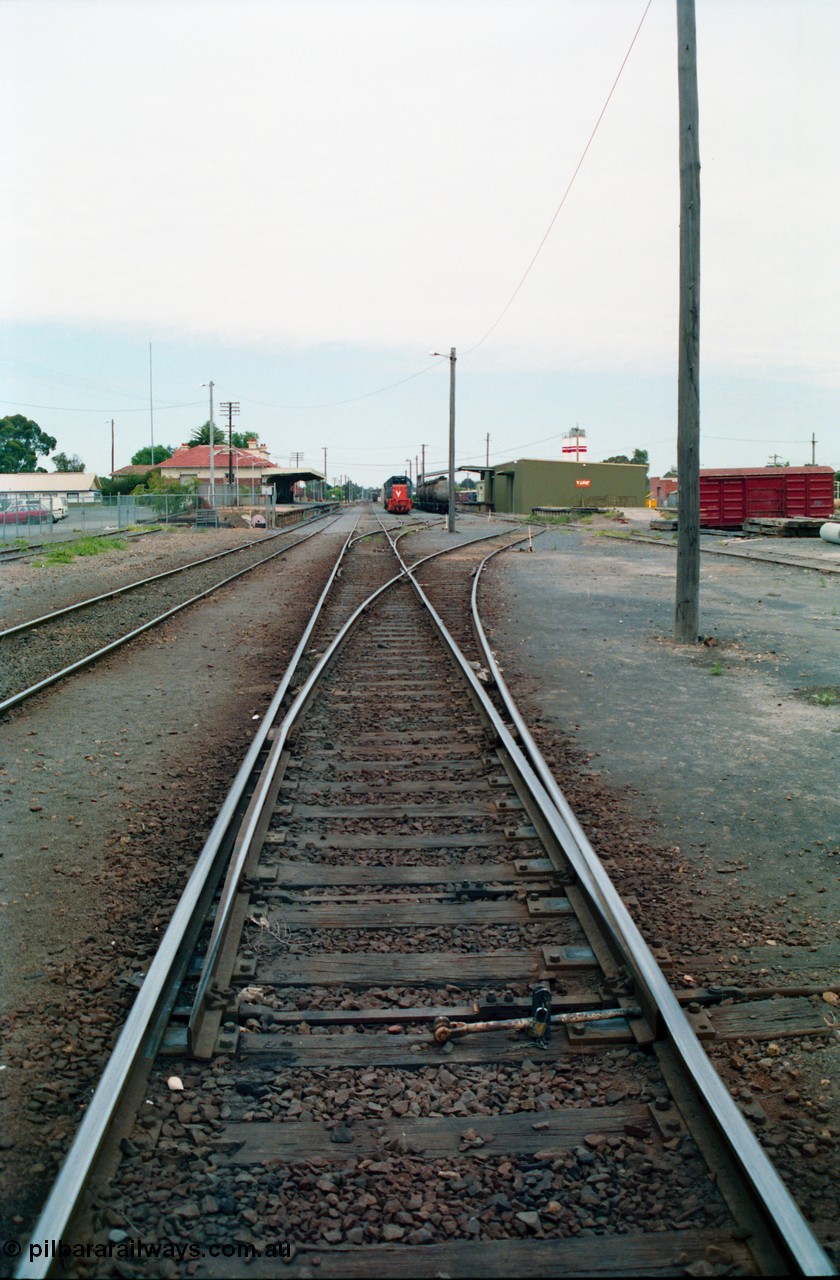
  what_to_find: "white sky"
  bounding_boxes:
[1,0,838,481]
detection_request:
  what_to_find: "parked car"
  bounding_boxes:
[0,500,55,524]
[45,495,69,520]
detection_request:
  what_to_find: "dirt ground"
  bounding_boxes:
[484,515,839,1246]
[486,518,839,933]
[0,513,837,1257]
[0,524,349,1238]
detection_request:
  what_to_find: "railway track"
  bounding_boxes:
[0,513,341,715]
[14,512,834,1278]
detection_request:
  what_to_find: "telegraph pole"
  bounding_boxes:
[219,400,240,493]
[200,382,215,508]
[110,419,115,476]
[420,443,426,487]
[148,344,155,468]
[447,349,456,531]
[431,348,457,532]
[674,0,701,644]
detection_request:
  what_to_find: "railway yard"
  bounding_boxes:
[0,507,837,1278]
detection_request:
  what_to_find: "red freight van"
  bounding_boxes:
[699,466,835,529]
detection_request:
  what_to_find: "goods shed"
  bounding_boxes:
[471,458,647,515]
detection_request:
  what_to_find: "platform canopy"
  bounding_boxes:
[262,467,324,504]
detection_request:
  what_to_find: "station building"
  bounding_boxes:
[160,442,323,504]
[471,458,647,514]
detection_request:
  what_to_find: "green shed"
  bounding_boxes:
[480,458,647,514]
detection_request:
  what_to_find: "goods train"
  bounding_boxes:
[382,475,412,514]
[414,476,478,513]
[413,476,451,514]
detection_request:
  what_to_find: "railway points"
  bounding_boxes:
[0,506,836,1277]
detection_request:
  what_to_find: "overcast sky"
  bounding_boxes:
[1,0,838,483]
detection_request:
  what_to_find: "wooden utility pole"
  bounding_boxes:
[219,400,240,490]
[447,348,457,533]
[674,0,701,643]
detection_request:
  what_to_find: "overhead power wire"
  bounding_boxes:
[463,0,654,357]
[219,0,654,412]
[231,362,442,411]
[3,399,202,414]
[5,3,652,424]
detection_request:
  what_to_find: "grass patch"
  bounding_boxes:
[538,513,578,527]
[709,660,723,676]
[39,536,127,565]
[812,688,838,707]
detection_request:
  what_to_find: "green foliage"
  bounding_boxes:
[130,470,197,514]
[144,471,196,495]
[52,451,86,472]
[0,414,58,472]
[190,422,253,449]
[38,536,127,565]
[602,449,648,468]
[710,660,723,676]
[131,444,173,465]
[99,474,145,496]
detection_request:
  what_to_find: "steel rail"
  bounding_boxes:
[591,528,840,575]
[0,515,340,717]
[188,510,485,1040]
[0,511,339,640]
[15,517,570,1279]
[462,542,834,1276]
[14,514,363,1280]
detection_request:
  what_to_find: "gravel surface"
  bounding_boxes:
[68,535,745,1273]
[0,521,349,1243]
[1,510,837,1265]
[484,514,839,1249]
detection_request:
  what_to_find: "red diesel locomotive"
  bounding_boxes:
[383,475,412,514]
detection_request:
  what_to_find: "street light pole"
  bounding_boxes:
[200,382,215,509]
[431,348,457,532]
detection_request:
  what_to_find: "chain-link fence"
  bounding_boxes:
[0,491,280,543]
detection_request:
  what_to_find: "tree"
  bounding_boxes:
[0,415,57,472]
[131,444,173,466]
[52,451,86,472]
[144,470,195,494]
[99,475,144,496]
[602,448,649,468]
[190,422,253,449]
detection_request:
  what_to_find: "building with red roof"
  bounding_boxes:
[160,438,324,504]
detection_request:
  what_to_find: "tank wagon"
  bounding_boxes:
[414,476,450,514]
[382,475,412,514]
